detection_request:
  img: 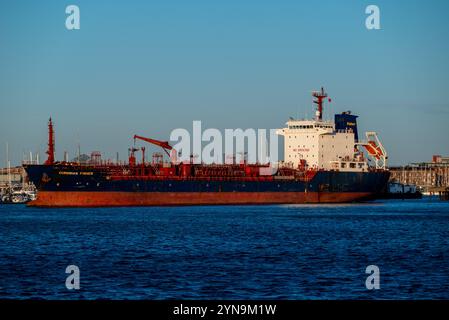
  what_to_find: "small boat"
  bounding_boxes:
[378,182,422,199]
[0,189,37,204]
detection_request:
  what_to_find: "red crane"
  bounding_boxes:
[133,135,174,157]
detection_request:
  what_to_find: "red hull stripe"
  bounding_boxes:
[28,191,374,207]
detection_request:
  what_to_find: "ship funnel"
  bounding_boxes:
[335,111,359,142]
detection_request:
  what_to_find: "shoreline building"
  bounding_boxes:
[389,155,449,192]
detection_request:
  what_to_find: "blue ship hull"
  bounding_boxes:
[24,164,390,207]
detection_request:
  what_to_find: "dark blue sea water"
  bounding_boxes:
[0,198,448,300]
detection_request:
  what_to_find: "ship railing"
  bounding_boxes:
[108,175,277,182]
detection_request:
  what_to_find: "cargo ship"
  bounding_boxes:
[24,88,390,207]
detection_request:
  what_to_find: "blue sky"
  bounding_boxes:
[1,0,448,166]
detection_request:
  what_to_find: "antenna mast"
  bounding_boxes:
[312,87,328,121]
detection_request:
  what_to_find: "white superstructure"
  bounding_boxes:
[276,88,387,172]
[276,119,364,171]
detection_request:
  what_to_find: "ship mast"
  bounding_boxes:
[312,87,328,121]
[6,142,11,189]
[45,117,55,165]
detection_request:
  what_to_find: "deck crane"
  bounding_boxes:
[133,135,175,158]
